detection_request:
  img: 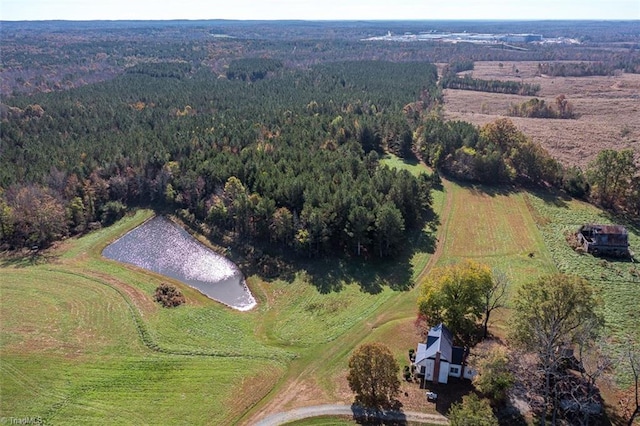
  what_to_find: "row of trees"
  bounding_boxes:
[440,72,541,96]
[537,61,618,77]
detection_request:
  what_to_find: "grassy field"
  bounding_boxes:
[524,191,640,383]
[442,61,640,168]
[1,156,638,424]
[437,183,557,285]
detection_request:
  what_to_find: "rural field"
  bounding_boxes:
[1,159,639,423]
[442,61,640,167]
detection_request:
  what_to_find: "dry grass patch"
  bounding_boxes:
[443,61,640,167]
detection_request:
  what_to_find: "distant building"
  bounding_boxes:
[500,34,543,43]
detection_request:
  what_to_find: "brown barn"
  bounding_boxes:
[576,224,630,257]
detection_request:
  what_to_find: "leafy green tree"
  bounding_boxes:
[374,202,405,258]
[509,274,602,425]
[347,342,400,409]
[418,260,493,344]
[448,394,498,426]
[0,195,14,244]
[67,196,86,232]
[270,206,293,245]
[100,200,127,226]
[587,149,637,208]
[346,205,373,256]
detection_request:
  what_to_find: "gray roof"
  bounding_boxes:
[415,323,454,365]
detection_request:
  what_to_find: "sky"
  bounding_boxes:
[1,0,639,21]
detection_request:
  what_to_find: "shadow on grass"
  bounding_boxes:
[0,249,58,268]
[298,224,437,295]
[449,176,571,209]
[231,220,438,294]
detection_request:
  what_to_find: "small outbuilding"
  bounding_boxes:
[576,224,630,257]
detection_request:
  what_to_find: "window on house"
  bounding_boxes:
[450,366,460,374]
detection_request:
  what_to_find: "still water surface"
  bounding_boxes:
[102,216,256,311]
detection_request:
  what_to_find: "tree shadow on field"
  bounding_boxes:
[0,249,58,268]
[450,176,571,210]
[296,224,437,295]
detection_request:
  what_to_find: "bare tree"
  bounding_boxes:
[510,274,602,425]
[560,318,612,426]
[482,269,509,339]
[620,336,640,426]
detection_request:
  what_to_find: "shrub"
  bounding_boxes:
[403,365,412,381]
[154,283,185,308]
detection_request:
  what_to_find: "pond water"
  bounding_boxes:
[102,216,256,311]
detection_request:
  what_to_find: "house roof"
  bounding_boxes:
[582,224,628,235]
[415,323,454,365]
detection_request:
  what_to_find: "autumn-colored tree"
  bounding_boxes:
[471,344,514,403]
[347,343,400,409]
[417,260,493,344]
[3,184,68,248]
[509,274,602,425]
[448,394,498,426]
[587,149,637,209]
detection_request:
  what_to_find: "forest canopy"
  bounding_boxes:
[0,60,440,257]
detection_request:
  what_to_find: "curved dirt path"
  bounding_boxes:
[247,177,456,425]
[254,404,449,426]
[415,177,454,286]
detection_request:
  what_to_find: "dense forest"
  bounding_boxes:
[2,20,639,97]
[0,60,440,257]
[1,20,639,254]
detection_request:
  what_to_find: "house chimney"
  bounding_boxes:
[433,351,441,383]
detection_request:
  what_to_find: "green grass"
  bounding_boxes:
[1,354,282,425]
[437,183,556,288]
[0,262,285,424]
[525,191,640,383]
[380,153,431,177]
[2,157,637,423]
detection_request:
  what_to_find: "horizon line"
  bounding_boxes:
[2,18,639,23]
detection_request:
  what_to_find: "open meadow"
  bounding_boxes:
[442,61,640,167]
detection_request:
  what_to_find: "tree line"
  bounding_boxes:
[414,115,639,215]
[440,72,541,96]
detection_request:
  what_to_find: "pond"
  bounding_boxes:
[102,216,256,311]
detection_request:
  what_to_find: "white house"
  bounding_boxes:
[413,323,475,384]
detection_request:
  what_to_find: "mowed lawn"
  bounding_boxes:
[438,182,556,286]
[0,266,285,425]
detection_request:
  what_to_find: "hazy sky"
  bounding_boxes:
[2,0,639,21]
